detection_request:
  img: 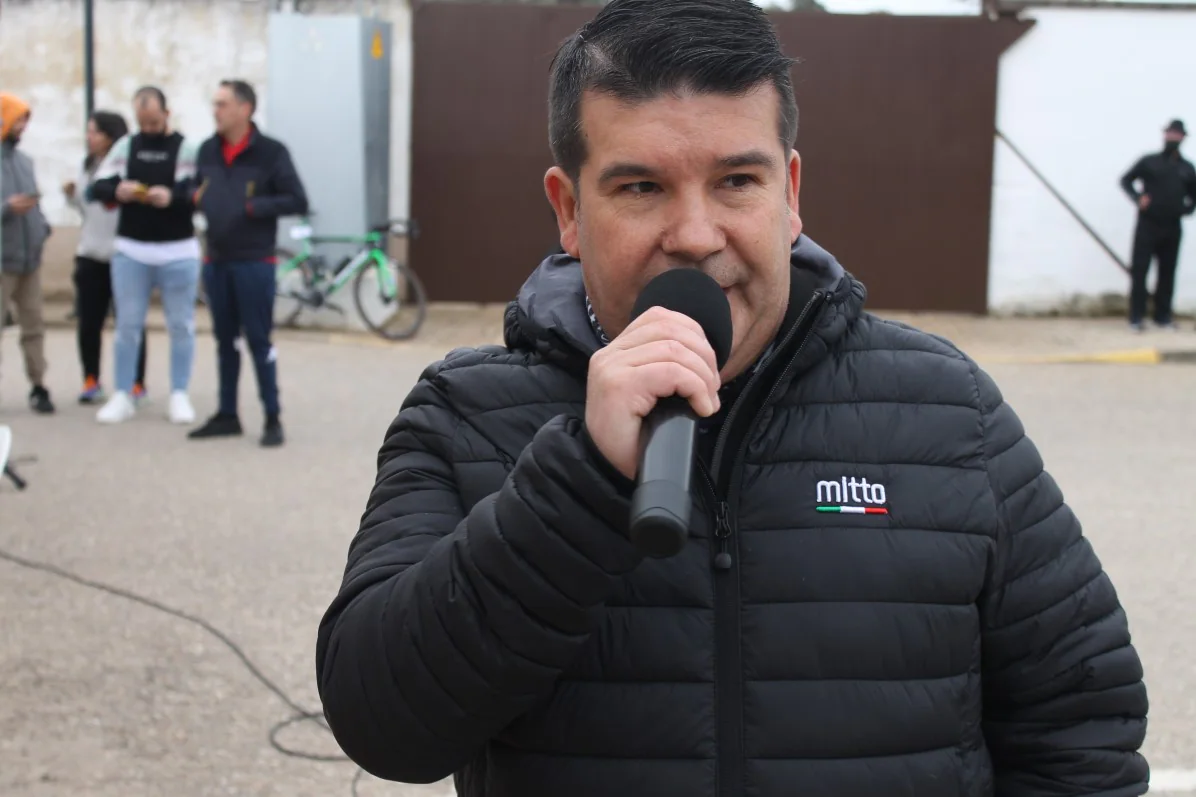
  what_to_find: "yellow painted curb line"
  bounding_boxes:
[983,347,1164,365]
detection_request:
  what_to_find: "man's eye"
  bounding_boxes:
[622,181,659,195]
[722,174,756,189]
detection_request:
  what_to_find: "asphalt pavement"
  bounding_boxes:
[1,320,1193,796]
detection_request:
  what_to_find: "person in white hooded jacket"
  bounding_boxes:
[64,110,147,404]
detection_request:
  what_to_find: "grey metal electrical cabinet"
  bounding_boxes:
[266,11,392,269]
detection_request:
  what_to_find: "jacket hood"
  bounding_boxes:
[0,93,30,141]
[503,234,866,368]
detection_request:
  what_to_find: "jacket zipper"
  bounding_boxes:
[704,289,829,797]
[9,152,32,269]
[696,462,732,570]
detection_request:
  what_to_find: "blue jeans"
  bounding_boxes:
[202,260,280,417]
[111,252,199,393]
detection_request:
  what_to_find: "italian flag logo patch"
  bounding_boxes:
[816,476,889,515]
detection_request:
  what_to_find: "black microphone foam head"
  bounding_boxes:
[630,268,734,371]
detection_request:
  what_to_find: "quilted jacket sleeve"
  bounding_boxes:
[974,366,1149,796]
[315,361,643,784]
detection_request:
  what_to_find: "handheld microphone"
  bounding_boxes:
[627,269,733,558]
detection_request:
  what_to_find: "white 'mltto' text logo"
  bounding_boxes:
[816,477,889,515]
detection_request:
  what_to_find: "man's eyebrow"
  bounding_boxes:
[596,151,778,185]
[717,150,777,171]
[597,162,659,184]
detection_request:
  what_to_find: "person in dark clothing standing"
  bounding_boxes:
[186,79,308,448]
[1120,119,1196,330]
[314,2,1149,796]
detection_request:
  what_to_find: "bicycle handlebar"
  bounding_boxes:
[377,218,420,239]
[293,214,419,241]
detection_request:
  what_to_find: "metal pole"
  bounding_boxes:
[84,0,95,122]
[995,129,1130,274]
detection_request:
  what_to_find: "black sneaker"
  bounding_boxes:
[260,415,284,448]
[187,413,243,439]
[29,386,55,414]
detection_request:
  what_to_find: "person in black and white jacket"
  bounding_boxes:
[90,86,201,426]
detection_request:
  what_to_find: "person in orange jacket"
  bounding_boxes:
[1,93,55,413]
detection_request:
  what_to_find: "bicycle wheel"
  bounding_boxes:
[353,257,427,341]
[274,248,314,327]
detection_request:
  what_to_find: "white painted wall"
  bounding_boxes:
[989,7,1196,314]
[0,0,413,230]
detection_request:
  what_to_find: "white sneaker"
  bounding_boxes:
[169,392,196,424]
[96,391,136,424]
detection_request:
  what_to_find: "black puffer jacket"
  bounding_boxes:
[316,237,1149,797]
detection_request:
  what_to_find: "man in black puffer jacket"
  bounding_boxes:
[315,1,1149,795]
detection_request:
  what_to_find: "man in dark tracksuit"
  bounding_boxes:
[187,80,307,447]
[1120,119,1196,330]
[314,2,1149,796]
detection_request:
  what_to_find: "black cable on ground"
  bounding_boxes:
[0,547,369,793]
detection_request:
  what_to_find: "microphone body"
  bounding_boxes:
[626,269,732,559]
[628,397,697,557]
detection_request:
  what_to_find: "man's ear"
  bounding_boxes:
[545,165,580,258]
[788,149,803,244]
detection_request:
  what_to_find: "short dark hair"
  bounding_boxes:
[548,0,798,183]
[133,85,168,111]
[85,110,129,170]
[90,110,128,144]
[220,79,257,114]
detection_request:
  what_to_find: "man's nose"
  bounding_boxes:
[661,192,725,262]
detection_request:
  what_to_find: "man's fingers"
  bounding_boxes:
[631,361,718,418]
[613,309,721,380]
[614,339,720,397]
[621,306,706,342]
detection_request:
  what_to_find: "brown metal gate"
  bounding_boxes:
[410,4,1031,312]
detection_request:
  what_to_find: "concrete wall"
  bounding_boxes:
[989,7,1196,315]
[0,0,414,301]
